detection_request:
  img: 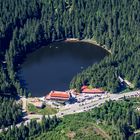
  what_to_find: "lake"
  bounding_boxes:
[22,41,108,97]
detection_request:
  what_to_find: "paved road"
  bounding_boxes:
[56,90,140,117]
[19,89,140,125]
[0,90,140,132]
[21,97,27,113]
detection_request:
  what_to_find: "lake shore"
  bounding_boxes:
[65,38,80,42]
[65,38,112,54]
[81,39,112,54]
[23,39,108,97]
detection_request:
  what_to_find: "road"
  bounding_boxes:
[21,97,27,113]
[0,90,140,132]
[56,90,140,117]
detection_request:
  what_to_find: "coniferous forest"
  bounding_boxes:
[0,0,140,139]
[0,0,139,96]
[1,98,140,139]
[0,115,61,140]
[0,97,22,128]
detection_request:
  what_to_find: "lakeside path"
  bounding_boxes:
[65,38,112,54]
[81,39,112,54]
[0,89,140,133]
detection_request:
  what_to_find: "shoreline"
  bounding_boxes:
[65,38,112,54]
[81,39,112,54]
[21,38,111,98]
[64,38,80,42]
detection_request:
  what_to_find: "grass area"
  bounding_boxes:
[36,119,104,140]
[97,122,118,137]
[26,98,140,140]
[27,103,58,115]
[34,112,111,140]
[28,98,140,140]
[120,88,132,93]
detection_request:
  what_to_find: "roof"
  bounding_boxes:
[81,85,88,90]
[32,102,44,108]
[82,88,104,94]
[118,76,124,83]
[48,91,70,100]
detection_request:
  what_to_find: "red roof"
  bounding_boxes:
[81,85,88,90]
[48,91,70,100]
[82,88,104,94]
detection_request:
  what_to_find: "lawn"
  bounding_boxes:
[34,112,110,140]
[27,103,58,115]
[36,119,104,140]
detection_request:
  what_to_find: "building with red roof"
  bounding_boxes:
[81,86,104,94]
[46,91,71,101]
[81,85,88,90]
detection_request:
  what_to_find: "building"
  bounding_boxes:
[81,85,88,91]
[28,98,45,108]
[81,86,104,94]
[118,76,134,88]
[31,101,44,108]
[118,76,124,83]
[46,91,71,101]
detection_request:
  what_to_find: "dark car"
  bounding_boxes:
[29,112,35,114]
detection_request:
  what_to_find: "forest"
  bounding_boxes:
[1,98,140,140]
[0,115,60,140]
[0,97,22,129]
[37,98,140,140]
[0,0,140,139]
[0,0,140,97]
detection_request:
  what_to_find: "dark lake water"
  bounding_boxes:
[22,41,108,97]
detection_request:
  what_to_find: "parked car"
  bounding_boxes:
[29,112,35,114]
[23,118,28,121]
[61,112,64,115]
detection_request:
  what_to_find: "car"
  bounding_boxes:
[23,118,28,121]
[29,112,35,114]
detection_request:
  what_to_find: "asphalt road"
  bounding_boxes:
[0,90,140,132]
